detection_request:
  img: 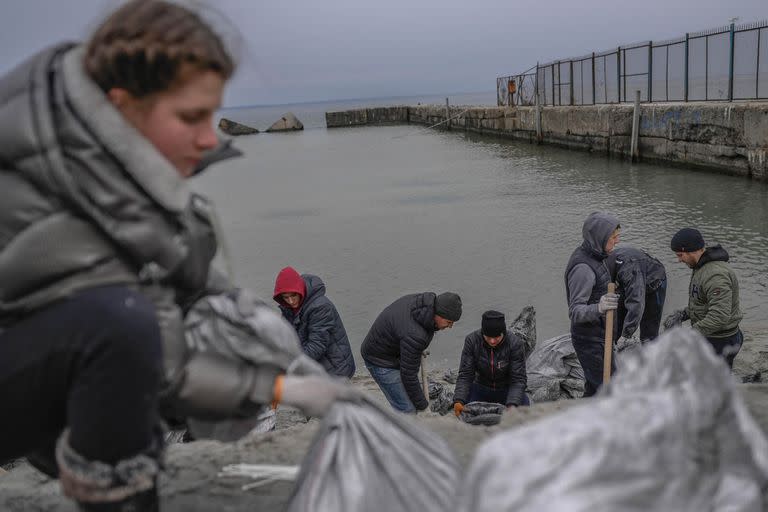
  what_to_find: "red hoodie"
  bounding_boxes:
[273,266,306,310]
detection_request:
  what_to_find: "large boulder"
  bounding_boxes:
[266,112,304,132]
[218,118,259,136]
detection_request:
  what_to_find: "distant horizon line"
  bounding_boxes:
[220,90,495,110]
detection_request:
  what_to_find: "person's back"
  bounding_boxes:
[607,246,667,341]
[361,293,435,367]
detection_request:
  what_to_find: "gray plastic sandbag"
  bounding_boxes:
[460,327,768,512]
[429,380,455,415]
[459,401,505,426]
[183,289,324,441]
[287,395,459,512]
[526,333,585,402]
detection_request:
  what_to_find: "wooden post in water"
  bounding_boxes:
[630,89,641,162]
[444,97,451,130]
[421,351,430,407]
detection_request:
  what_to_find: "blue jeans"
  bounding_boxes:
[468,382,530,406]
[365,363,416,413]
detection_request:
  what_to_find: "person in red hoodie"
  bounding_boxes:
[273,267,356,378]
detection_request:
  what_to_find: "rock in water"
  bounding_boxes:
[218,118,259,135]
[509,305,536,358]
[266,112,304,132]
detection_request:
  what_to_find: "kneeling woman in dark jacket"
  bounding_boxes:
[274,267,356,378]
[453,311,529,416]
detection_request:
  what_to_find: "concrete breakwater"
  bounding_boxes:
[325,103,768,180]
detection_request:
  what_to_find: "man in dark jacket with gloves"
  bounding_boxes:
[274,266,355,378]
[565,211,621,397]
[607,246,667,344]
[452,311,528,417]
[361,292,462,413]
[664,228,743,368]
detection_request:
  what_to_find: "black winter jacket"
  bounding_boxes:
[453,329,527,406]
[279,275,355,378]
[361,293,437,410]
[606,246,667,338]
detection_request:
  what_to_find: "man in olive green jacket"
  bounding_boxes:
[663,228,743,367]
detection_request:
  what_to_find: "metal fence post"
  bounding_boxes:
[684,33,689,102]
[569,60,574,105]
[616,48,620,103]
[552,63,556,106]
[728,23,735,101]
[647,41,653,102]
[591,52,596,104]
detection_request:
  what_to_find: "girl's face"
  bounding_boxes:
[109,68,225,178]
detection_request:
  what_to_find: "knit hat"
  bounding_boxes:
[481,310,506,338]
[435,292,462,322]
[671,228,705,252]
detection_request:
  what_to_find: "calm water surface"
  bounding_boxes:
[196,96,768,369]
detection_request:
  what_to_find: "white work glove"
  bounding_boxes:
[279,375,360,418]
[663,309,689,330]
[597,292,619,314]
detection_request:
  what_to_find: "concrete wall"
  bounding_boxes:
[325,103,768,180]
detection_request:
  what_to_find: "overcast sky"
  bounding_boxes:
[0,0,764,106]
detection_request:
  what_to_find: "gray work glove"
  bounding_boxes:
[280,375,361,418]
[663,309,689,330]
[597,292,619,314]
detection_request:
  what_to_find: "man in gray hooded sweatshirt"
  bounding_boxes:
[564,212,621,397]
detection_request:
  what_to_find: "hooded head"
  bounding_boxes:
[273,266,306,310]
[581,211,620,258]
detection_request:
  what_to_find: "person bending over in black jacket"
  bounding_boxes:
[361,292,462,413]
[452,311,529,417]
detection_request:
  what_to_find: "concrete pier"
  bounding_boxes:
[326,103,768,180]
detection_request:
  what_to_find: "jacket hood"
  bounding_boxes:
[696,245,729,268]
[273,266,306,308]
[302,274,326,305]
[413,292,437,331]
[581,211,620,259]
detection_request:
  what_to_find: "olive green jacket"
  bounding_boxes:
[686,246,742,338]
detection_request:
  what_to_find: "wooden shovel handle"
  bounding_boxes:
[603,282,616,385]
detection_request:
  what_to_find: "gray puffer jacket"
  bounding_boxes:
[361,292,437,410]
[0,44,275,420]
[277,275,356,378]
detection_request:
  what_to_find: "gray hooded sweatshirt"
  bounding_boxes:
[565,212,621,328]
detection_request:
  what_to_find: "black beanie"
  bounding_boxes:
[671,228,705,252]
[435,292,462,322]
[481,310,506,338]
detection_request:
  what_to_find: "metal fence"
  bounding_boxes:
[497,20,768,106]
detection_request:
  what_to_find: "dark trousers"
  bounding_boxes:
[467,382,530,406]
[616,279,667,342]
[639,279,666,341]
[572,336,615,398]
[707,330,743,369]
[0,286,163,471]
